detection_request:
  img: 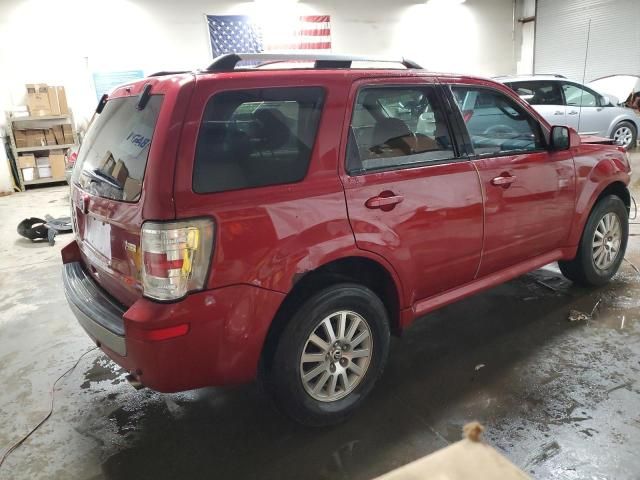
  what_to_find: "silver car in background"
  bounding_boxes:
[496,75,639,149]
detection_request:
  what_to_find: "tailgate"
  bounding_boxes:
[70,93,163,307]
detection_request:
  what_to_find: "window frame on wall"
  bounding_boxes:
[445,84,549,159]
[345,84,463,176]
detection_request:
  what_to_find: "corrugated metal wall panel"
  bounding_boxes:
[535,0,640,81]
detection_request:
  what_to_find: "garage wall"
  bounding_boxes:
[0,0,518,193]
[535,0,640,81]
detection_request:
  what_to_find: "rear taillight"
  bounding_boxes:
[141,219,214,301]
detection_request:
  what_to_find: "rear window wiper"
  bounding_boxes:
[82,168,123,190]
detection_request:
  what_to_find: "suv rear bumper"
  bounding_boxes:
[63,262,127,356]
[62,242,286,392]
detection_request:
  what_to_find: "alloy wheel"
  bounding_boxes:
[300,310,373,402]
[592,212,622,270]
[613,126,633,149]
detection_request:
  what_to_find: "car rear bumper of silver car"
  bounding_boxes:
[62,261,127,356]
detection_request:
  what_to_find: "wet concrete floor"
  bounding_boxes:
[1,156,640,479]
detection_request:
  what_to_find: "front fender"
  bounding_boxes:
[565,147,630,248]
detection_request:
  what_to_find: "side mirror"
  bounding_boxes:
[550,125,570,151]
[601,95,611,106]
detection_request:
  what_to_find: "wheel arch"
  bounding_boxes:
[567,179,631,252]
[608,116,638,138]
[596,181,631,214]
[258,255,402,375]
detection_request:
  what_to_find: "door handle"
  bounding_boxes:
[554,111,564,115]
[491,175,516,187]
[568,110,579,115]
[365,194,404,209]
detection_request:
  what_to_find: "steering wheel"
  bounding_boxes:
[484,124,517,135]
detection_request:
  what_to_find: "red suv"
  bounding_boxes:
[62,54,631,426]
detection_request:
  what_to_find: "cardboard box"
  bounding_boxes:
[56,86,69,114]
[14,129,27,148]
[52,125,65,144]
[374,438,530,480]
[26,129,46,147]
[37,165,52,178]
[48,87,61,115]
[36,156,50,167]
[21,167,36,182]
[26,84,51,116]
[123,177,142,200]
[45,128,56,145]
[17,154,36,169]
[49,150,66,179]
[47,86,68,115]
[62,124,74,144]
[112,160,130,186]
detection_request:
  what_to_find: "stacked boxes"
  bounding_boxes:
[17,154,36,181]
[11,83,75,185]
[17,152,66,182]
[13,126,73,148]
[25,84,69,116]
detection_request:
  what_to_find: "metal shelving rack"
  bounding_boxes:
[5,110,78,190]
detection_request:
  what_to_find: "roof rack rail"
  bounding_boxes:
[148,70,190,77]
[204,53,423,72]
[493,73,567,79]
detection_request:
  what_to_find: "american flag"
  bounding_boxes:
[207,15,263,56]
[207,15,331,57]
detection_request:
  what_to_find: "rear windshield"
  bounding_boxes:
[72,95,163,202]
[193,87,325,193]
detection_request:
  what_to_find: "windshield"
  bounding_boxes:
[72,95,163,202]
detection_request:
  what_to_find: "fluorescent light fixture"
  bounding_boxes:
[428,0,466,4]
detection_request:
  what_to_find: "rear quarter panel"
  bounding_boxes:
[173,72,390,294]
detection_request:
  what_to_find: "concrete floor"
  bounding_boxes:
[1,154,640,480]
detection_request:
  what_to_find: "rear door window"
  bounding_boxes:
[507,81,563,105]
[193,87,325,193]
[73,95,163,202]
[347,86,455,174]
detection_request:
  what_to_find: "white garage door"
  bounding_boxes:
[535,0,640,81]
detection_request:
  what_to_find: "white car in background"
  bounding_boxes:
[496,75,639,149]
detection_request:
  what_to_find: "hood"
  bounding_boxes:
[579,134,615,145]
[588,75,640,105]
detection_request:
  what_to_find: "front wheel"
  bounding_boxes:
[267,283,390,426]
[559,195,628,286]
[611,121,637,150]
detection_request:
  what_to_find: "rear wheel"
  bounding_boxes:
[611,121,637,150]
[559,195,628,286]
[267,283,390,426]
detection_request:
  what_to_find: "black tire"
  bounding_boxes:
[559,195,628,286]
[611,121,637,151]
[267,283,390,427]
